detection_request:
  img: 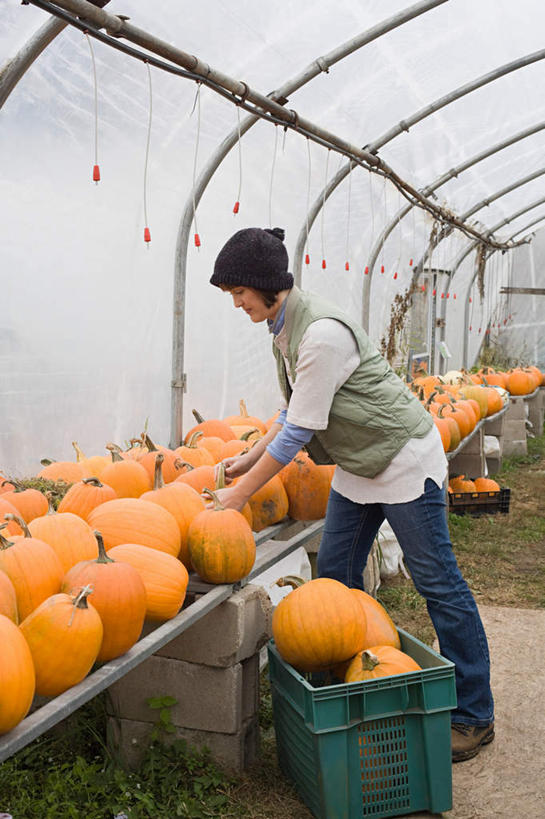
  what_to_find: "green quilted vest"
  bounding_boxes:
[272,287,432,478]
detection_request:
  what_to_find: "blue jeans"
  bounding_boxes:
[316,479,494,726]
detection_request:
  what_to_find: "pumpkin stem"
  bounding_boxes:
[192,409,206,424]
[0,524,15,550]
[4,512,32,537]
[93,531,114,564]
[274,575,307,589]
[144,433,158,452]
[1,478,20,492]
[360,650,380,672]
[240,428,259,441]
[69,584,94,626]
[215,462,226,490]
[202,488,224,511]
[44,491,57,514]
[72,441,87,462]
[239,399,249,418]
[173,458,194,473]
[40,458,56,466]
[82,477,104,487]
[186,431,204,449]
[153,453,165,490]
[106,444,124,463]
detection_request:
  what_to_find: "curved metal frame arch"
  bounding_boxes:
[293,50,545,316]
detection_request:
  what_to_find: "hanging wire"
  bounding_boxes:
[84,31,100,183]
[233,106,242,214]
[142,59,153,245]
[320,149,330,269]
[393,187,402,280]
[305,138,311,265]
[191,83,202,247]
[345,161,352,271]
[268,125,279,228]
[365,170,375,275]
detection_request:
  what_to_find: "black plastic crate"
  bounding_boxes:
[449,487,510,516]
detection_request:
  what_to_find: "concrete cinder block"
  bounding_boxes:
[146,583,273,667]
[241,653,260,724]
[448,451,485,479]
[107,714,260,773]
[107,655,244,733]
[502,439,528,457]
[506,397,526,421]
[484,413,506,437]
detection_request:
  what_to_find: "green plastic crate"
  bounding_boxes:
[267,629,457,819]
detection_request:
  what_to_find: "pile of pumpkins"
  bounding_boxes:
[448,475,500,494]
[0,401,335,736]
[411,364,544,454]
[272,577,421,682]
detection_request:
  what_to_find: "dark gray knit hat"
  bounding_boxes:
[210,227,294,290]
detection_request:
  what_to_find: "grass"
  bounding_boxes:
[2,434,544,817]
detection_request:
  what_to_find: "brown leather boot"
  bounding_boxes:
[451,722,495,762]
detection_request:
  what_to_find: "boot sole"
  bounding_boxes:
[452,728,495,763]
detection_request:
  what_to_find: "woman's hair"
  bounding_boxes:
[221,284,280,308]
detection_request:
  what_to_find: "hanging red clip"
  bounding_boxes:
[478,327,482,333]
[409,258,413,266]
[194,233,201,248]
[453,293,457,299]
[144,226,151,244]
[421,284,426,292]
[393,271,398,280]
[305,254,310,265]
[441,293,444,299]
[432,289,436,297]
[233,201,240,214]
[469,297,472,303]
[446,293,450,299]
[92,164,100,183]
[469,325,472,332]
[322,259,326,269]
[345,261,350,271]
[364,266,369,275]
[380,264,385,274]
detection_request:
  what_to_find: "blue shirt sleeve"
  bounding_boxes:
[266,420,315,465]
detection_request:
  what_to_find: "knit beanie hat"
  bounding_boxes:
[210,227,294,290]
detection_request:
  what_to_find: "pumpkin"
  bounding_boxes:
[174,432,215,468]
[0,569,18,623]
[188,489,256,584]
[88,498,181,557]
[272,577,367,672]
[279,450,331,520]
[213,462,253,529]
[72,441,110,479]
[265,410,281,430]
[37,458,85,484]
[437,406,461,451]
[1,480,49,523]
[0,498,25,535]
[0,517,64,621]
[484,386,503,416]
[100,446,151,498]
[459,385,488,418]
[175,463,216,495]
[438,402,471,438]
[344,645,421,683]
[432,416,451,452]
[506,368,534,396]
[525,365,544,389]
[184,409,236,443]
[57,476,118,520]
[230,425,262,442]
[20,585,103,697]
[196,435,225,464]
[248,475,289,532]
[62,532,147,662]
[107,543,189,622]
[219,433,255,460]
[137,435,180,484]
[474,477,500,492]
[449,475,477,493]
[141,453,206,568]
[0,614,35,734]
[349,588,401,649]
[29,502,99,573]
[223,399,267,434]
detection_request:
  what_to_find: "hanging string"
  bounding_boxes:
[364,170,375,275]
[345,161,352,271]
[142,60,153,245]
[380,176,387,274]
[268,125,279,229]
[320,149,330,269]
[84,31,100,184]
[191,82,202,247]
[305,138,312,265]
[233,106,242,214]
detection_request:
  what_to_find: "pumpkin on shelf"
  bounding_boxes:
[37,458,86,484]
[137,435,180,484]
[195,435,225,464]
[106,543,189,622]
[248,475,289,532]
[29,498,100,573]
[0,498,25,536]
[184,409,236,443]
[72,441,110,479]
[0,480,49,523]
[279,450,332,521]
[100,445,152,498]
[174,462,216,495]
[344,645,421,683]
[188,488,256,584]
[505,368,535,396]
[62,532,147,662]
[0,568,18,623]
[20,585,103,697]
[223,399,267,435]
[88,497,181,557]
[272,577,367,672]
[0,614,35,734]
[174,431,215,468]
[215,462,253,530]
[57,477,117,521]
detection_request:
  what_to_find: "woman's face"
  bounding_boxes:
[228,287,276,323]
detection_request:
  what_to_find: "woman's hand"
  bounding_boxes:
[220,450,259,483]
[207,485,248,512]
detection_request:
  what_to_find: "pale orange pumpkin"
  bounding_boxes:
[100,446,151,498]
[174,432,215,468]
[107,543,189,622]
[349,588,401,649]
[0,613,35,734]
[184,409,236,443]
[57,477,118,521]
[0,569,18,623]
[1,480,49,523]
[72,441,110,479]
[279,450,331,520]
[174,463,216,495]
[137,435,180,484]
[37,458,86,484]
[344,645,421,682]
[223,399,267,434]
[88,498,181,557]
[29,503,99,573]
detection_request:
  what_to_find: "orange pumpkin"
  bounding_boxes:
[62,532,147,662]
[0,613,35,734]
[184,409,236,443]
[37,458,85,484]
[433,416,451,452]
[223,399,267,434]
[88,498,181,557]
[107,543,189,622]
[101,447,151,498]
[349,588,400,649]
[437,406,461,451]
[0,497,25,535]
[344,645,421,682]
[506,368,534,396]
[57,476,118,520]
[1,481,49,523]
[474,477,500,492]
[196,435,225,464]
[279,450,331,520]
[188,489,256,584]
[0,569,18,623]
[174,432,215,468]
[449,475,477,493]
[20,586,103,697]
[248,475,289,532]
[29,504,99,573]
[0,517,64,621]
[272,577,367,672]
[137,435,180,484]
[174,463,216,495]
[72,441,110,479]
[141,454,206,568]
[484,386,503,416]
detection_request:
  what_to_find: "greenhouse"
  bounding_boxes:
[1,1,544,817]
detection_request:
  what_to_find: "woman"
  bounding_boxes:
[210,226,494,763]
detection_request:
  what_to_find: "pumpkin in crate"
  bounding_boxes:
[248,475,289,532]
[0,614,35,734]
[344,645,421,682]
[62,532,147,662]
[449,475,477,493]
[88,498,181,557]
[29,501,99,573]
[1,480,49,523]
[100,446,151,498]
[20,586,103,697]
[474,477,500,492]
[58,477,117,521]
[0,569,18,623]
[350,588,400,649]
[272,577,367,672]
[107,543,189,622]
[0,516,64,621]
[188,489,256,584]
[279,450,331,520]
[141,454,206,568]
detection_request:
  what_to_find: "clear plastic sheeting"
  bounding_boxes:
[1,0,545,475]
